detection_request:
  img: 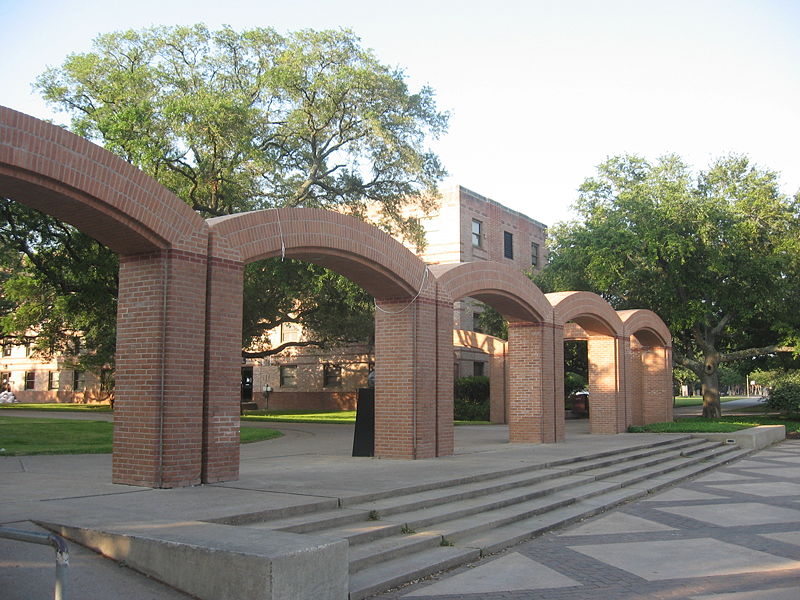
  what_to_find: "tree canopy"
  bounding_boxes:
[536,154,800,417]
[0,25,448,367]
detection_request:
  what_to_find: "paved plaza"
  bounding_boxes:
[375,440,800,599]
[2,416,799,599]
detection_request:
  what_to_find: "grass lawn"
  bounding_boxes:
[629,414,800,435]
[0,403,113,412]
[672,396,747,407]
[242,409,491,426]
[0,416,282,456]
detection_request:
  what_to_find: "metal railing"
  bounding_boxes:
[0,526,68,599]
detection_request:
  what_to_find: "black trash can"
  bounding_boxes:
[352,387,375,457]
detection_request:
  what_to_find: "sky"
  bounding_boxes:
[1,0,798,227]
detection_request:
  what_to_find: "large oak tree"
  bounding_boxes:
[536,154,800,417]
[1,25,448,365]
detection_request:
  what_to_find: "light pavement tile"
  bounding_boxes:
[656,502,800,527]
[403,552,579,596]
[751,456,800,464]
[690,587,799,600]
[642,488,722,502]
[760,531,800,547]
[560,512,675,536]
[736,466,800,478]
[569,538,798,581]
[716,460,771,470]
[707,482,800,497]
[694,471,756,482]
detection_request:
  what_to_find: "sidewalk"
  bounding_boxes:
[2,418,798,599]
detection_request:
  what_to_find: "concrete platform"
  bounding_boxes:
[695,424,786,450]
[0,418,786,600]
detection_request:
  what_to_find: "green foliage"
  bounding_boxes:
[536,154,800,415]
[476,304,508,339]
[629,415,800,434]
[10,23,449,364]
[0,200,117,373]
[766,381,800,414]
[564,372,587,399]
[454,376,490,421]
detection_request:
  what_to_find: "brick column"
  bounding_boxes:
[626,338,644,427]
[507,322,557,443]
[489,349,506,424]
[374,284,452,459]
[552,325,566,442]
[642,345,673,424]
[587,336,625,434]
[113,248,208,488]
[202,255,244,483]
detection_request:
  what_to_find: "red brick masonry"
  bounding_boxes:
[0,107,673,487]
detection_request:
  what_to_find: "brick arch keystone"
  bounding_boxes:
[0,107,212,488]
[207,208,428,299]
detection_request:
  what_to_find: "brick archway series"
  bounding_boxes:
[0,108,672,488]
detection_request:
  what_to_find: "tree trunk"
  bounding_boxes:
[701,361,722,418]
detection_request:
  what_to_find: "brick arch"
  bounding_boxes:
[545,291,623,336]
[430,261,553,322]
[204,207,448,469]
[207,208,428,299]
[0,107,207,254]
[618,309,673,427]
[0,107,213,488]
[617,309,672,347]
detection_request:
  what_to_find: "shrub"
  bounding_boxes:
[454,376,490,421]
[766,382,800,415]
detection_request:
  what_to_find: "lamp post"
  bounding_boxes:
[262,384,272,409]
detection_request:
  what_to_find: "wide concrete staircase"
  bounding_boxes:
[235,435,748,599]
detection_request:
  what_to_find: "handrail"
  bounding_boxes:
[0,526,68,599]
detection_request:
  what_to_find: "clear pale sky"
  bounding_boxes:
[1,0,798,227]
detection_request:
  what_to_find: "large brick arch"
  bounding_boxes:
[546,291,626,435]
[0,107,206,253]
[0,107,212,488]
[618,309,673,426]
[207,208,428,298]
[430,261,553,323]
[205,208,450,469]
[431,262,558,443]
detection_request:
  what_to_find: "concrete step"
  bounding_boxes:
[244,507,370,533]
[348,531,443,573]
[348,545,480,600]
[342,442,751,598]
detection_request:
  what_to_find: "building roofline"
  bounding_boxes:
[449,184,548,230]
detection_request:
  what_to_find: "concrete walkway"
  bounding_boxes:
[1,416,798,599]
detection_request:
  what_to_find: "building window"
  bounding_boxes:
[280,322,301,344]
[279,365,297,388]
[73,371,86,391]
[1,372,10,386]
[323,363,342,387]
[473,361,485,377]
[24,371,36,390]
[531,242,540,267]
[24,343,31,357]
[48,371,60,390]
[471,219,483,248]
[2,344,11,357]
[503,231,514,259]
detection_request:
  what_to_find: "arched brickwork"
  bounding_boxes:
[0,106,211,488]
[206,208,453,464]
[546,292,626,436]
[432,262,558,443]
[618,309,673,426]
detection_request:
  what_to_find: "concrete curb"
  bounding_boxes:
[40,519,348,600]
[696,425,785,450]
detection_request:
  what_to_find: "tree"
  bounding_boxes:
[3,24,448,364]
[537,154,800,417]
